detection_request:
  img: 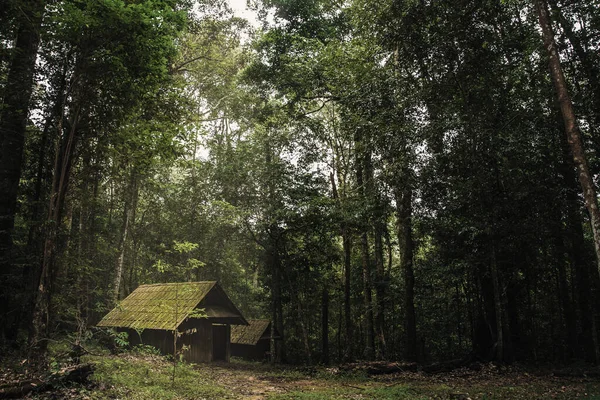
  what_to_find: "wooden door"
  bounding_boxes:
[212,324,229,361]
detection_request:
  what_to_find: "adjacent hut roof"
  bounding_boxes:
[231,319,279,345]
[97,281,247,330]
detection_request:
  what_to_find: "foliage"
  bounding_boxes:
[89,355,230,399]
[2,0,600,370]
[108,329,130,350]
[78,353,600,400]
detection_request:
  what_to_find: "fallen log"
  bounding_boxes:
[0,363,94,399]
[340,361,418,375]
[0,379,45,399]
[552,369,600,378]
[421,356,475,374]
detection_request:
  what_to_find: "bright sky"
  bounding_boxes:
[228,0,260,27]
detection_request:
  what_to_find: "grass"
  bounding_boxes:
[2,341,599,399]
[268,385,428,400]
[85,354,233,399]
[41,353,600,399]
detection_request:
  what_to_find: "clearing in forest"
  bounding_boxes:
[3,352,600,399]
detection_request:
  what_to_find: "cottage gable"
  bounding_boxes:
[97,281,247,330]
[231,320,274,345]
[230,320,280,360]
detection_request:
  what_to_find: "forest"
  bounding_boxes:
[2,0,600,396]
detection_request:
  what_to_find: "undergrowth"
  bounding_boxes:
[2,340,599,399]
[86,354,232,399]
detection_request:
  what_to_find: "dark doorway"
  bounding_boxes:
[212,324,227,361]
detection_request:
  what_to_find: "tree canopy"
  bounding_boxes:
[1,0,600,366]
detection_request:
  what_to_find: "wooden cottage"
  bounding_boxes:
[97,281,247,362]
[230,319,280,360]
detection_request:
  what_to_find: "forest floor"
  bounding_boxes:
[3,349,600,399]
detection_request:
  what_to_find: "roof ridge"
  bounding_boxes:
[138,281,217,287]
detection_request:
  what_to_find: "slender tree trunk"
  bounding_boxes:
[29,106,80,361]
[535,0,600,279]
[264,139,286,363]
[373,205,387,359]
[297,295,312,365]
[286,273,311,364]
[362,147,386,359]
[342,228,353,360]
[395,182,417,361]
[550,173,577,360]
[27,113,52,249]
[490,245,504,362]
[556,248,576,360]
[360,223,375,359]
[0,0,45,343]
[330,171,354,361]
[559,133,600,362]
[269,246,285,362]
[321,287,329,365]
[75,147,99,339]
[356,143,375,360]
[113,171,137,305]
[548,0,600,136]
[456,283,463,350]
[270,314,276,363]
[17,107,53,343]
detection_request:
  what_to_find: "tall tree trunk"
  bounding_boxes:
[547,0,600,139]
[560,133,600,362]
[535,0,600,280]
[321,287,329,365]
[555,244,577,360]
[29,106,80,361]
[0,0,45,343]
[550,158,578,360]
[342,227,353,360]
[356,140,375,360]
[395,181,417,361]
[27,113,52,249]
[297,293,312,365]
[113,171,137,306]
[74,140,100,342]
[360,217,375,360]
[17,107,53,343]
[264,139,285,363]
[363,145,386,358]
[490,244,504,362]
[372,200,387,358]
[268,245,285,362]
[330,171,354,361]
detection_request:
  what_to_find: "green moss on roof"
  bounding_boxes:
[97,282,216,330]
[231,320,272,345]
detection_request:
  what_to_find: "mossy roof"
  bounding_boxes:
[231,319,276,345]
[97,281,246,330]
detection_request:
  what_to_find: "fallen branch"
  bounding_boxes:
[0,379,44,399]
[0,363,94,399]
[421,356,476,374]
[340,361,418,375]
[552,369,600,378]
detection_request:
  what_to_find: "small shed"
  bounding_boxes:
[97,281,247,362]
[230,319,280,360]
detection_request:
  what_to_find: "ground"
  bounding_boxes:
[3,349,600,399]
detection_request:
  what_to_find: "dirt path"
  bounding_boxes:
[200,362,327,399]
[204,365,286,399]
[198,361,600,400]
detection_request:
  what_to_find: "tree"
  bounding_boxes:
[534,0,600,281]
[27,0,188,361]
[0,0,45,344]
